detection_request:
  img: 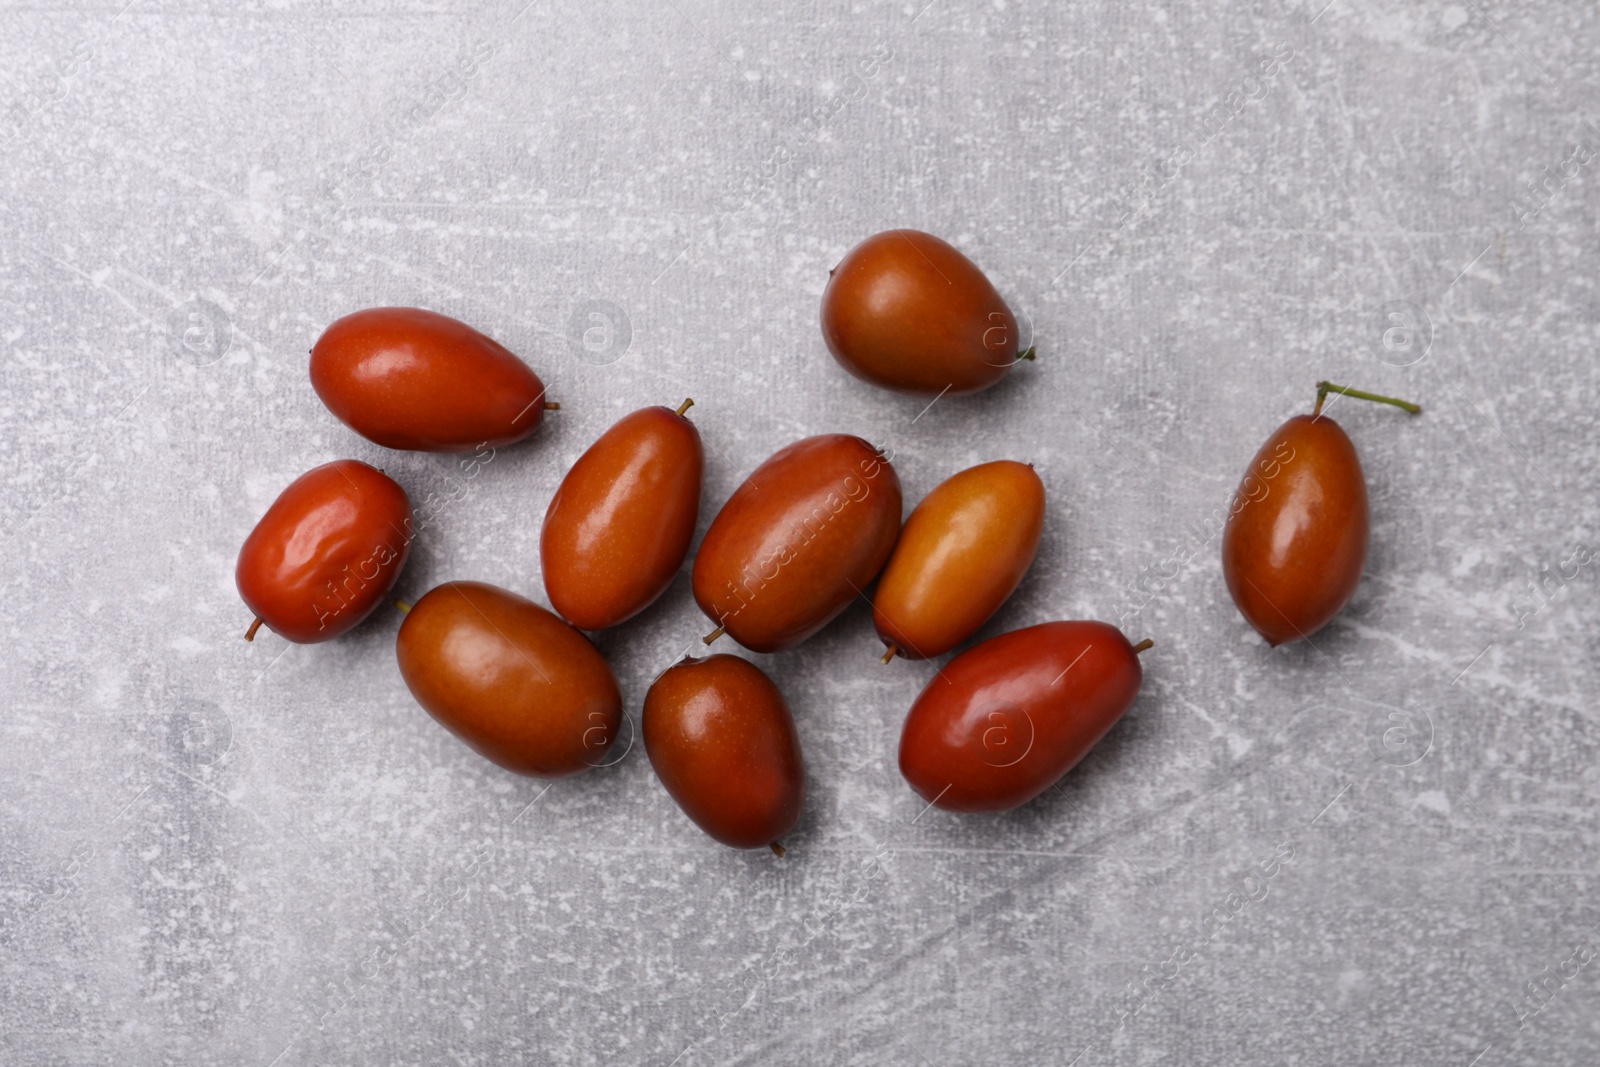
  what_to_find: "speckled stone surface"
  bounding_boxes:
[2,1,1597,1064]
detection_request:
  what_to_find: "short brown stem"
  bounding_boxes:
[703,626,725,645]
[544,401,561,411]
[881,643,898,665]
[769,841,787,858]
[1132,638,1154,655]
[244,617,263,642]
[675,398,695,418]
[1017,346,1037,362]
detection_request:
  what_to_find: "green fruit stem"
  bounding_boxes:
[1314,381,1422,417]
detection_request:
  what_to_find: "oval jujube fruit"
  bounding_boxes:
[691,434,902,653]
[874,460,1045,662]
[899,621,1149,813]
[235,459,412,643]
[541,401,703,631]
[395,581,622,777]
[310,307,552,452]
[821,229,1031,396]
[643,655,804,851]
[1222,382,1421,647]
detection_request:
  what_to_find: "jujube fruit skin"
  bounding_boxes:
[310,306,550,452]
[235,459,412,643]
[898,621,1146,813]
[873,460,1045,661]
[541,403,703,631]
[643,655,804,850]
[1222,414,1367,647]
[821,229,1027,396]
[692,434,902,653]
[395,581,622,777]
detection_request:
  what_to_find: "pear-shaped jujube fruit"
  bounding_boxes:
[541,401,703,630]
[1222,383,1420,646]
[899,621,1149,813]
[643,655,804,851]
[396,581,622,777]
[821,229,1030,396]
[692,434,902,653]
[311,307,552,452]
[235,459,412,643]
[874,460,1045,661]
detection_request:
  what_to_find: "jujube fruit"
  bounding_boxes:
[235,459,412,643]
[643,655,804,852]
[692,434,902,653]
[821,229,1032,396]
[310,306,554,452]
[874,460,1045,662]
[899,621,1150,813]
[541,400,703,630]
[1222,382,1420,647]
[395,581,622,777]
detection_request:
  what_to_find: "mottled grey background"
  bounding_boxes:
[1,0,1596,1064]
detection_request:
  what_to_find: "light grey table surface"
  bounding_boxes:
[2,1,1596,1064]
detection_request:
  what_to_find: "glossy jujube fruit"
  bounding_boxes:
[1222,383,1420,647]
[395,581,622,777]
[874,460,1045,662]
[692,434,902,653]
[311,306,552,452]
[643,655,804,851]
[235,459,412,643]
[821,229,1031,396]
[541,401,703,630]
[899,621,1148,813]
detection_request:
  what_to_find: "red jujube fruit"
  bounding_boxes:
[541,401,703,630]
[1221,382,1420,646]
[310,306,551,452]
[395,581,623,777]
[643,655,804,851]
[691,434,902,653]
[821,229,1031,396]
[235,459,412,643]
[899,621,1149,813]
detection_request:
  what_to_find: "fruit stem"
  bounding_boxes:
[1017,346,1037,362]
[1313,381,1421,418]
[703,626,725,645]
[769,841,787,858]
[881,643,898,665]
[1132,638,1154,655]
[395,599,412,614]
[675,398,695,418]
[244,617,263,642]
[544,401,561,411]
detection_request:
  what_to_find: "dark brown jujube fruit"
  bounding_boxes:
[395,581,621,777]
[821,229,1031,396]
[643,655,804,851]
[691,434,902,653]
